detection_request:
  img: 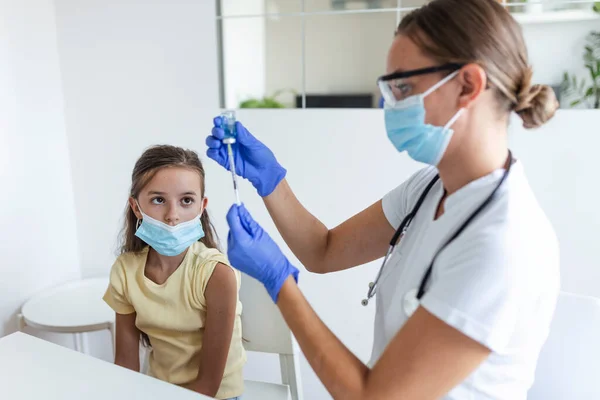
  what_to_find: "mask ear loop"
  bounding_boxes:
[423,69,465,131]
[134,200,143,230]
[198,198,207,221]
[444,108,465,130]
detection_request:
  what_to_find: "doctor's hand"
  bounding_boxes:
[226,204,299,303]
[206,118,287,197]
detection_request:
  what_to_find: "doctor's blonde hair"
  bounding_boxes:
[397,0,558,129]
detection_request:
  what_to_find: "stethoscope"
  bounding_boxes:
[362,151,514,313]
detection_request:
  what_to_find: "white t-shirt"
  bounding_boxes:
[371,160,560,400]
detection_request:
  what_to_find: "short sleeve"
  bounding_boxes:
[382,167,438,229]
[419,224,527,352]
[382,181,409,229]
[190,250,237,309]
[103,259,135,315]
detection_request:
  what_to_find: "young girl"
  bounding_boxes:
[103,145,245,400]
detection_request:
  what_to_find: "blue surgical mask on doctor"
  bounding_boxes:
[135,202,205,257]
[381,70,464,166]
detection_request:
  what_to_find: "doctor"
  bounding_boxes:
[207,0,560,398]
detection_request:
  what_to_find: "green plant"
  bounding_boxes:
[561,31,600,109]
[594,2,600,13]
[238,89,297,109]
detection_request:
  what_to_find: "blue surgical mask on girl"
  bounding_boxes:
[384,71,464,166]
[134,202,205,257]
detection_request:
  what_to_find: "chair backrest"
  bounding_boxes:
[239,274,303,400]
[528,291,600,399]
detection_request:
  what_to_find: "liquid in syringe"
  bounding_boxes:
[221,110,241,205]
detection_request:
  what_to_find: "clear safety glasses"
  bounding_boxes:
[377,63,464,106]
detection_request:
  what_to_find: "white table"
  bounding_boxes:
[0,332,213,399]
[19,278,115,353]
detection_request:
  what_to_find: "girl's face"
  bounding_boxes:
[130,167,207,226]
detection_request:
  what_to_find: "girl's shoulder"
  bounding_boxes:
[186,241,230,269]
[185,242,240,307]
[112,247,150,274]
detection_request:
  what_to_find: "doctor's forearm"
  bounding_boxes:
[265,180,394,274]
[277,277,369,400]
[264,180,331,273]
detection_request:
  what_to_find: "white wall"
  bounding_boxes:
[0,0,80,344]
[54,0,220,280]
[508,111,600,298]
[52,0,222,361]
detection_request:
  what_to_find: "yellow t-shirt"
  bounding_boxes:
[103,241,246,399]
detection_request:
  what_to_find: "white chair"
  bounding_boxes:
[528,291,600,399]
[240,274,303,400]
[18,277,115,354]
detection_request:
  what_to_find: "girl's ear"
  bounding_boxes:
[200,197,209,214]
[129,197,143,220]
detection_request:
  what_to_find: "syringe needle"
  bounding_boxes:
[227,143,241,205]
[220,110,241,206]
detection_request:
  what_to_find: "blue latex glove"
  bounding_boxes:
[206,117,287,197]
[226,204,299,303]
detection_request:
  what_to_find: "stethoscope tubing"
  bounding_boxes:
[363,151,513,307]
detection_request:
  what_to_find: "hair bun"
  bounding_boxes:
[514,71,559,129]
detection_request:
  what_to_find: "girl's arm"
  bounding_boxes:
[114,312,141,371]
[277,277,490,400]
[183,262,237,397]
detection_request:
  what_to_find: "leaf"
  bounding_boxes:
[239,92,288,108]
[586,87,594,97]
[561,73,576,94]
[261,97,285,108]
[239,99,263,108]
[585,31,600,61]
[570,100,582,107]
[586,65,597,81]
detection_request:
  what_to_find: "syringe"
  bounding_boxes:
[221,110,241,206]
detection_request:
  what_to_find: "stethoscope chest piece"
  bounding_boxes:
[362,282,375,306]
[403,288,420,317]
